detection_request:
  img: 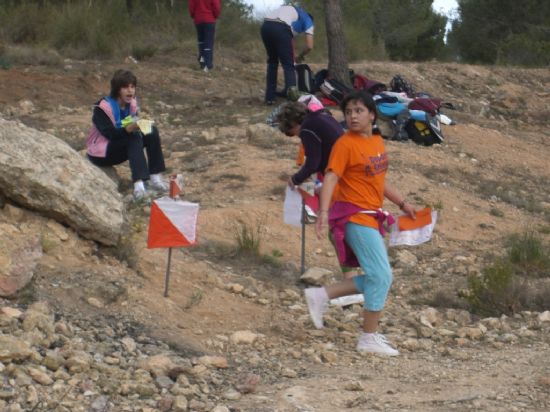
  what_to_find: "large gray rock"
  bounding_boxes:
[0,118,123,245]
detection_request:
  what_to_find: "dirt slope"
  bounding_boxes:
[0,51,549,411]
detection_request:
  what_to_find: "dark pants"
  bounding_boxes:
[196,23,216,69]
[88,127,166,182]
[261,20,295,102]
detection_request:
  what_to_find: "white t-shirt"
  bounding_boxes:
[265,5,314,36]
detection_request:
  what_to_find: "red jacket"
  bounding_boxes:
[188,0,221,24]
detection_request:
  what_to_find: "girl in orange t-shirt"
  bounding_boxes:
[304,91,416,356]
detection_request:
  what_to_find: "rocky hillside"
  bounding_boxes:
[0,52,549,411]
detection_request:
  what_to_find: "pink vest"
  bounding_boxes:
[86,98,138,158]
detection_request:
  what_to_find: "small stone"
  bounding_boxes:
[155,375,174,389]
[394,249,418,269]
[230,330,258,345]
[104,356,120,365]
[212,406,231,412]
[157,395,173,412]
[537,375,550,388]
[228,283,244,294]
[282,368,297,378]
[90,395,109,411]
[419,307,441,328]
[481,317,501,330]
[236,373,260,394]
[300,267,333,285]
[43,351,63,371]
[223,389,242,400]
[401,338,420,351]
[198,356,228,369]
[1,307,22,318]
[28,367,53,385]
[0,336,32,362]
[344,381,364,391]
[26,386,38,405]
[87,297,104,308]
[321,351,338,363]
[538,311,550,322]
[457,327,484,340]
[188,399,206,411]
[121,337,136,352]
[54,321,73,337]
[65,351,93,373]
[139,354,176,378]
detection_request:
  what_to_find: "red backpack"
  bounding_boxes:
[409,97,442,116]
[353,74,387,95]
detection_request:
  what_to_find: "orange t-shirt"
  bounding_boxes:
[326,132,388,229]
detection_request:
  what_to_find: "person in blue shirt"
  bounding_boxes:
[261,5,314,105]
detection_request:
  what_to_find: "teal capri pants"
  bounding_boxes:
[346,222,393,311]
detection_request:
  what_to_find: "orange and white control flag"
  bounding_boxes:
[147,197,199,248]
[169,174,184,198]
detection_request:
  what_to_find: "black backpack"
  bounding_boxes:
[390,75,415,97]
[320,78,353,105]
[296,64,314,94]
[405,116,444,146]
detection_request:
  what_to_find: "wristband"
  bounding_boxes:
[398,200,406,210]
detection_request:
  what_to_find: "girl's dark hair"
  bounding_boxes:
[110,69,137,98]
[340,91,377,116]
[276,102,309,135]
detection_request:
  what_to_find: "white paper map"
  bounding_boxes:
[389,210,438,246]
[283,186,303,227]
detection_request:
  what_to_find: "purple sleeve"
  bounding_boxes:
[291,129,322,185]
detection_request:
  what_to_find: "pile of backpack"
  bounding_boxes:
[295,64,455,147]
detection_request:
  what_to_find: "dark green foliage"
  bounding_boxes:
[296,0,446,61]
[0,0,259,59]
[371,0,447,61]
[447,0,550,66]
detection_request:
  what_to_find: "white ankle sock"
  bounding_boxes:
[134,180,145,192]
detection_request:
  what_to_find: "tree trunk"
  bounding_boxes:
[323,0,351,87]
[126,0,133,16]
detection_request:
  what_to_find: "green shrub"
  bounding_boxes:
[233,216,266,256]
[131,44,158,61]
[5,45,61,66]
[467,259,521,316]
[506,231,550,277]
[467,231,550,316]
[4,2,50,44]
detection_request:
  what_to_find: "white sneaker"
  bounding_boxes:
[330,294,364,307]
[304,287,328,329]
[149,179,169,193]
[356,333,399,356]
[133,187,148,201]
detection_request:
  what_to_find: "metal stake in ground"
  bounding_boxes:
[300,198,306,275]
[163,175,180,298]
[164,247,173,297]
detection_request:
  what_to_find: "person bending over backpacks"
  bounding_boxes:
[261,5,314,105]
[86,69,168,200]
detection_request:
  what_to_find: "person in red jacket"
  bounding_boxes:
[188,0,221,72]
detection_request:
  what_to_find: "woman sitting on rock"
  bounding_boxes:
[86,69,168,200]
[305,91,417,356]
